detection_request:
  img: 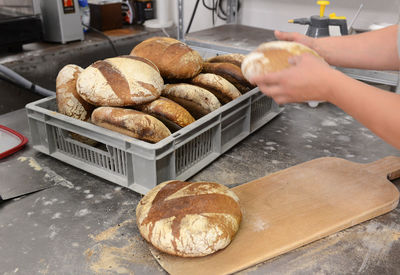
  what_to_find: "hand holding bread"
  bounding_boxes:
[242,40,332,105]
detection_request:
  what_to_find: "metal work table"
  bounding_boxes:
[1,25,400,274]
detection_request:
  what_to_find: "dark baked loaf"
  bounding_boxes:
[135,97,195,131]
[136,180,242,257]
[162,84,221,119]
[202,62,254,94]
[91,107,171,143]
[77,56,163,107]
[191,73,241,104]
[130,37,204,80]
[207,53,245,67]
[56,64,94,121]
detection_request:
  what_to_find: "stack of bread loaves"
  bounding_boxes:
[56,37,256,143]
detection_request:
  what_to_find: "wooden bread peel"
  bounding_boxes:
[150,156,400,275]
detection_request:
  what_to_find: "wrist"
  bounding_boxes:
[323,68,346,104]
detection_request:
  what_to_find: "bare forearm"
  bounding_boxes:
[313,25,400,70]
[327,70,400,149]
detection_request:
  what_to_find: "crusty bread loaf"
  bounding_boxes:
[202,62,254,94]
[191,73,241,104]
[162,84,221,119]
[207,53,245,68]
[91,107,171,143]
[130,37,204,79]
[136,97,195,131]
[77,55,163,107]
[241,41,321,81]
[136,180,242,257]
[56,64,94,121]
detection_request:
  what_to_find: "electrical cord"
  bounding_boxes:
[82,23,119,56]
[0,64,55,97]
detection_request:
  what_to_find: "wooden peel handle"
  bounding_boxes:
[365,156,400,181]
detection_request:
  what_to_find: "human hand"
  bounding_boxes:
[274,30,316,50]
[249,53,336,105]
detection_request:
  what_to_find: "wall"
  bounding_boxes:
[171,0,399,36]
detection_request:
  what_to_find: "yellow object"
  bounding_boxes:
[317,0,330,17]
[288,19,294,23]
[329,12,346,20]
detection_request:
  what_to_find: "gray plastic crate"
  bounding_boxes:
[25,44,283,195]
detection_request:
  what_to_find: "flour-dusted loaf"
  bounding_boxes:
[191,73,241,104]
[91,107,171,143]
[56,64,94,121]
[136,97,195,131]
[136,180,242,257]
[77,55,163,107]
[130,37,204,79]
[202,62,253,94]
[207,53,245,68]
[162,84,221,119]
[241,41,322,81]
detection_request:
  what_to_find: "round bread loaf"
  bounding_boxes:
[56,64,94,121]
[77,56,163,107]
[136,180,242,257]
[241,41,321,81]
[130,37,204,79]
[162,84,221,119]
[91,107,171,143]
[191,73,241,104]
[136,97,195,131]
[207,53,245,68]
[202,62,253,94]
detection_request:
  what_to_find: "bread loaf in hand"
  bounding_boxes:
[56,64,94,121]
[91,107,171,143]
[136,97,195,132]
[136,180,242,257]
[241,41,321,81]
[191,73,241,104]
[162,84,221,119]
[77,56,163,107]
[130,37,203,80]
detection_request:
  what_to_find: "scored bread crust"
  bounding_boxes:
[162,84,221,119]
[56,64,94,121]
[241,41,321,81]
[136,180,242,257]
[206,53,245,68]
[202,62,253,94]
[77,56,163,107]
[136,97,195,128]
[91,107,171,143]
[130,37,204,79]
[191,73,242,104]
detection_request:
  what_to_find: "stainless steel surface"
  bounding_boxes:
[0,0,39,16]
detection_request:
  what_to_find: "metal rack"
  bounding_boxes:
[177,0,238,40]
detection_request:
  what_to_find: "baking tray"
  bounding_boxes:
[25,44,283,195]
